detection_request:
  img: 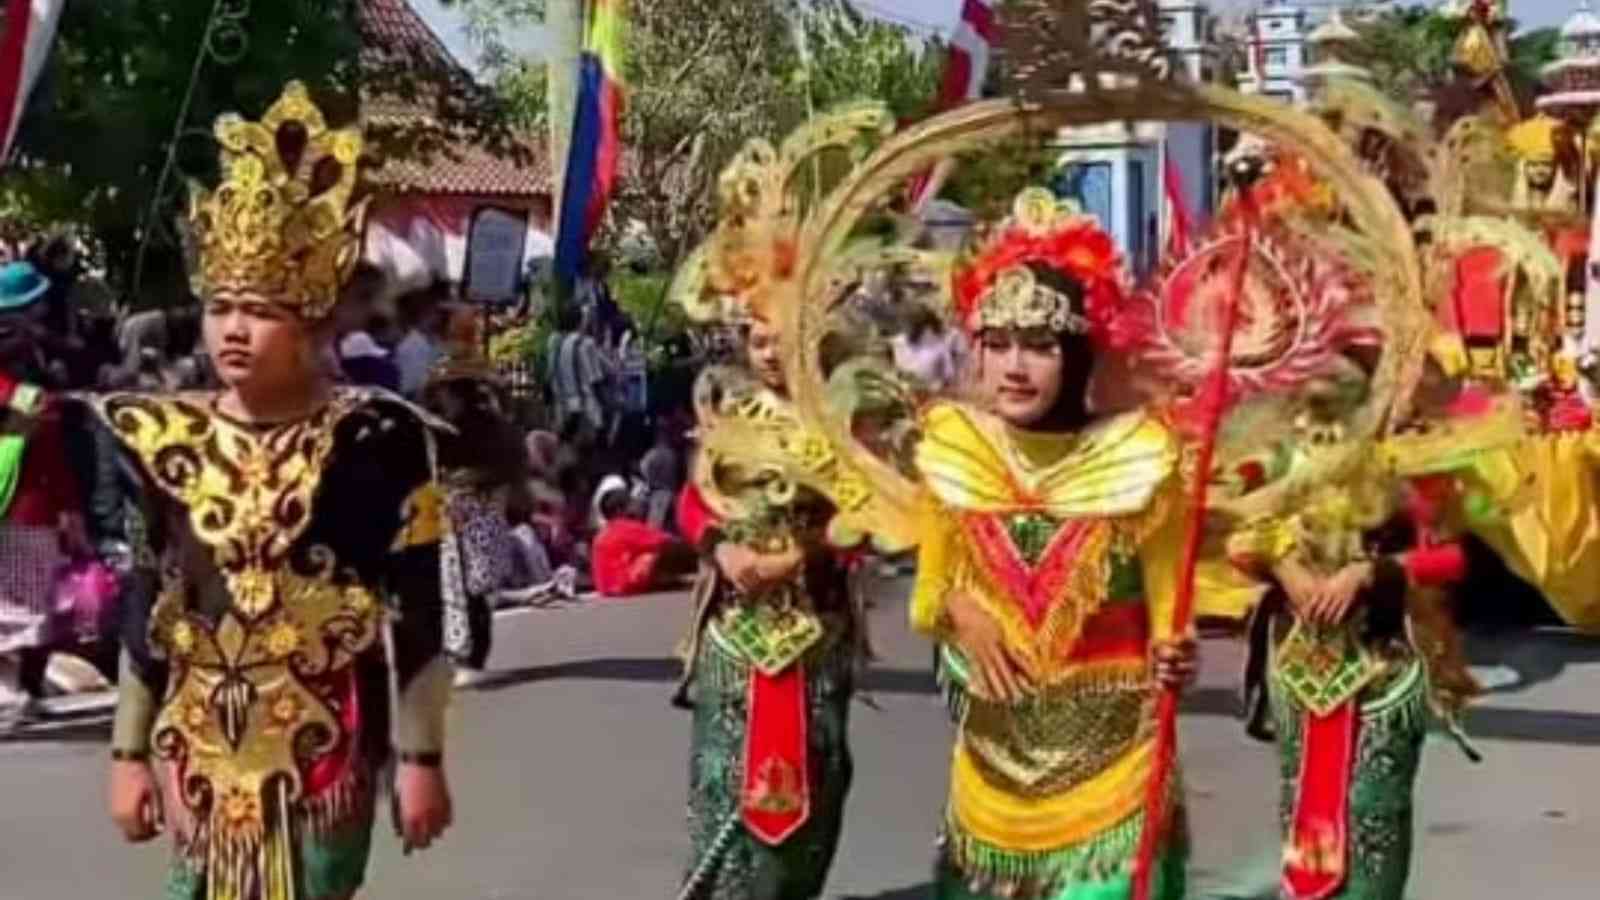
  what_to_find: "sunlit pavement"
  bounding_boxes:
[2,576,1596,899]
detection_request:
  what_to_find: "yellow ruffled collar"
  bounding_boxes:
[915,401,1177,520]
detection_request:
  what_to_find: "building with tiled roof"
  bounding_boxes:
[358,0,552,300]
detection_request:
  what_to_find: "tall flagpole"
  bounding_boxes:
[547,0,583,243]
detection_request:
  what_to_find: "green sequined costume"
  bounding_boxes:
[1269,658,1428,900]
[682,625,856,900]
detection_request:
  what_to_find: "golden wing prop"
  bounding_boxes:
[673,4,1430,555]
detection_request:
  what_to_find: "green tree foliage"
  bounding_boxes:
[4,0,363,301]
[1349,5,1560,112]
[451,0,939,268]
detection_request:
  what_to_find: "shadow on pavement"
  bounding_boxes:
[1465,628,1600,698]
[840,885,933,900]
[1463,705,1600,746]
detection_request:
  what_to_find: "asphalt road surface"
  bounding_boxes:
[2,576,1597,899]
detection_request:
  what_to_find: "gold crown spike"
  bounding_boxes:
[187,81,368,320]
[1505,115,1559,164]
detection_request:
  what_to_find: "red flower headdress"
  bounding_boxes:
[952,188,1136,349]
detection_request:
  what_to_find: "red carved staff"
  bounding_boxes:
[1130,202,1259,900]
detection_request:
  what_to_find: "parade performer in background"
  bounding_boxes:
[671,309,866,900]
[423,306,529,674]
[1225,340,1514,900]
[0,259,93,733]
[907,190,1198,899]
[97,83,463,900]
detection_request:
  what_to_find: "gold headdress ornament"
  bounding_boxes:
[187,81,369,320]
[954,188,1112,337]
[1506,116,1559,164]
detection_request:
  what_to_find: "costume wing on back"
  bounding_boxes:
[667,2,1486,621]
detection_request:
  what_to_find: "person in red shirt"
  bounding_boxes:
[589,475,695,598]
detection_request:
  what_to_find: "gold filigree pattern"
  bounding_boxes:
[187,81,368,319]
[964,683,1152,798]
[91,389,390,888]
[89,391,365,620]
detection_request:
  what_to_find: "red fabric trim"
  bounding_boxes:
[741,665,810,845]
[1404,543,1467,587]
[676,483,719,549]
[1283,703,1357,900]
[1449,247,1506,339]
[1068,603,1150,663]
[960,512,1099,629]
[6,401,81,526]
[305,670,362,797]
[0,0,34,157]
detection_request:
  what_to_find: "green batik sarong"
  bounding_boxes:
[1272,659,1427,900]
[162,786,376,900]
[682,626,855,900]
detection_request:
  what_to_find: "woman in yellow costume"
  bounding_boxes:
[908,190,1197,900]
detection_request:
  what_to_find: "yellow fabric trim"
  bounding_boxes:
[1137,481,1189,642]
[949,732,1153,851]
[910,494,960,636]
[1469,434,1600,632]
[394,482,445,551]
[915,402,1177,519]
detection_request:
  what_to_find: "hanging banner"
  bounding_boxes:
[465,207,530,305]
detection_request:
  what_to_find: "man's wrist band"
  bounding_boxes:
[111,748,149,762]
[397,751,443,767]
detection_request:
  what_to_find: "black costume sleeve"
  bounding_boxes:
[326,399,453,757]
[100,427,168,756]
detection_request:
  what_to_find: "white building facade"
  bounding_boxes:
[1047,0,1218,275]
[1238,0,1310,104]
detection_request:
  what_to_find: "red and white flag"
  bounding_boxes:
[1162,154,1194,261]
[907,0,996,211]
[0,0,65,162]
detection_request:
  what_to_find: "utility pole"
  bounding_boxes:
[547,0,582,236]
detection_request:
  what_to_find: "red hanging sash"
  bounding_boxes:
[1282,701,1358,900]
[740,665,810,845]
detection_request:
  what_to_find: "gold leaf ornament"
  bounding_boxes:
[187,81,368,320]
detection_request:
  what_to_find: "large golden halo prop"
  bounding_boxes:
[775,86,1431,532]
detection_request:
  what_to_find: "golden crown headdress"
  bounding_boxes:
[1505,115,1560,164]
[953,188,1129,344]
[187,82,368,320]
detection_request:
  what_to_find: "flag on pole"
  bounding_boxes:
[1162,154,1195,261]
[907,0,995,211]
[0,0,65,162]
[554,0,626,285]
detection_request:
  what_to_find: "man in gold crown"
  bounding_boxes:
[94,83,465,900]
[908,190,1197,899]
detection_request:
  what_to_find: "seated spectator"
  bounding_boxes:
[589,475,696,598]
[637,415,685,530]
[338,317,401,392]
